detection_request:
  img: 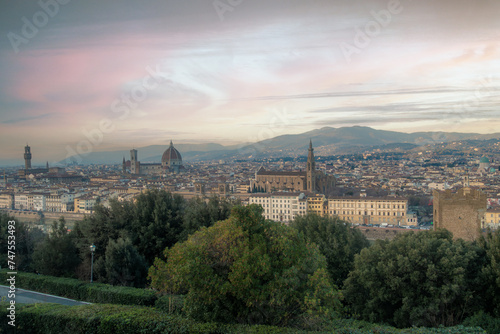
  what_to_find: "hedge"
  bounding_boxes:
[0,270,157,306]
[0,303,487,334]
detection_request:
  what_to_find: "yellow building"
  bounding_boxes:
[485,209,500,229]
[307,194,327,217]
[74,196,97,214]
[327,196,408,225]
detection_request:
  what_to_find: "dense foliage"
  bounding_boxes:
[343,229,487,328]
[290,214,369,287]
[33,218,80,277]
[0,212,44,272]
[149,205,343,326]
[104,237,148,287]
[67,190,238,286]
[478,229,500,318]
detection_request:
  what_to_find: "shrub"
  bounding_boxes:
[0,302,487,334]
[463,311,500,334]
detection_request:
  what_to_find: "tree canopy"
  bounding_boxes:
[0,212,44,272]
[343,229,487,328]
[33,218,80,277]
[104,237,148,287]
[149,204,343,326]
[69,190,237,284]
[290,214,369,287]
[479,229,500,317]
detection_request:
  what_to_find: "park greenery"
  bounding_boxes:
[290,214,369,287]
[2,188,500,332]
[149,205,343,326]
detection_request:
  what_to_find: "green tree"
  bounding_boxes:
[343,230,486,328]
[149,205,342,326]
[179,195,236,241]
[0,212,44,272]
[72,199,137,281]
[291,214,369,287]
[104,237,148,288]
[129,189,185,265]
[33,218,81,277]
[71,190,185,282]
[479,229,500,317]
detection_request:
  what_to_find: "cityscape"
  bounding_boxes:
[1,0,500,333]
[2,131,500,237]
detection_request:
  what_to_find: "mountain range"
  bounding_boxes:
[50,126,500,165]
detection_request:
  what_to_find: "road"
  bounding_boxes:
[0,285,89,306]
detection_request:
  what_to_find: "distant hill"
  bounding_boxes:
[57,126,500,165]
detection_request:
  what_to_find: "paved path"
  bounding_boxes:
[0,285,89,306]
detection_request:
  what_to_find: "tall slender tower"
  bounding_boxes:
[130,149,139,174]
[122,156,126,173]
[24,145,32,169]
[307,139,316,192]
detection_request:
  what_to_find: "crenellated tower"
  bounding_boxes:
[24,145,32,169]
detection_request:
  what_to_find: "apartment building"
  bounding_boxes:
[248,192,307,223]
[485,208,500,229]
[74,196,98,214]
[327,196,408,225]
[0,193,14,209]
[14,193,33,210]
[307,194,327,217]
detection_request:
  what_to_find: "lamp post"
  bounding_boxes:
[90,244,96,283]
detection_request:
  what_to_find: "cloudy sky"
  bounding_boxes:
[1,0,499,164]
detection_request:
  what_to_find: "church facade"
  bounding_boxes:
[250,141,335,194]
[125,141,183,175]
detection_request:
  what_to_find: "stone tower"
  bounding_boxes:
[130,149,139,175]
[24,145,32,169]
[307,139,316,192]
[433,187,487,241]
[122,156,126,173]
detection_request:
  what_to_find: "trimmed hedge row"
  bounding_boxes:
[0,270,157,306]
[0,303,487,334]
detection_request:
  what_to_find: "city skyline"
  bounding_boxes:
[1,0,500,163]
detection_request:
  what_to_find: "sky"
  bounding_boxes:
[1,0,499,164]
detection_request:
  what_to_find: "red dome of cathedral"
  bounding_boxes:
[162,141,182,166]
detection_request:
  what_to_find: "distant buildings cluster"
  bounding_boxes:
[1,140,500,240]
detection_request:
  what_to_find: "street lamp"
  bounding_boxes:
[90,244,96,283]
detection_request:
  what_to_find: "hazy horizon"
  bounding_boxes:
[1,0,499,162]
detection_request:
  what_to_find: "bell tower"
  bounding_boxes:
[24,144,32,169]
[307,140,316,192]
[130,149,139,174]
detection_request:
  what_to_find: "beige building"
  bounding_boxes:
[433,187,487,241]
[45,192,75,212]
[0,193,14,209]
[248,192,307,223]
[15,193,33,211]
[327,196,408,225]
